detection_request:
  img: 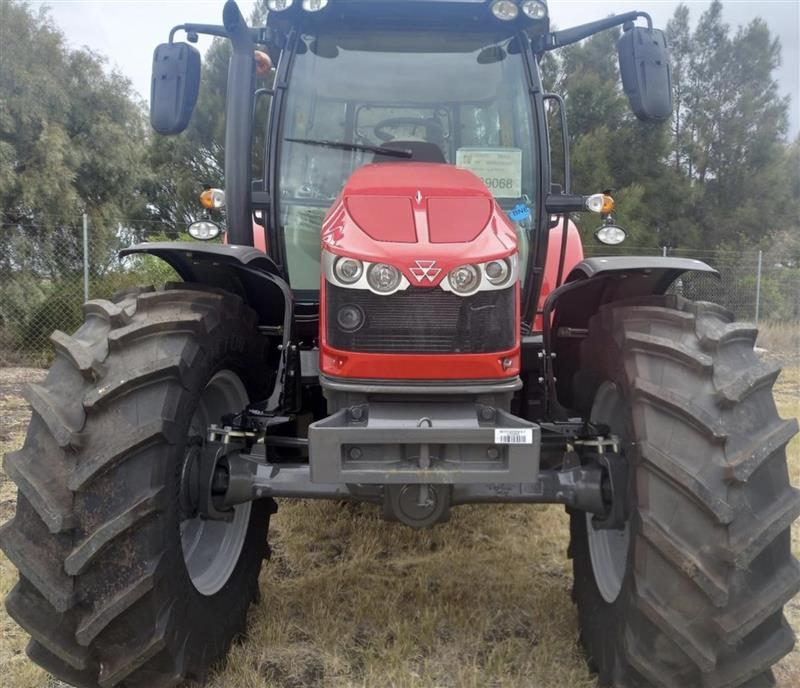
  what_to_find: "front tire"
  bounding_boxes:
[569,295,799,687]
[0,284,275,687]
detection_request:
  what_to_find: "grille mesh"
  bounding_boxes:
[326,284,515,354]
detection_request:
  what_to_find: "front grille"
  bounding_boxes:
[326,284,515,354]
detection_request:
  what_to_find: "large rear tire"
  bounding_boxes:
[569,295,799,687]
[0,284,275,687]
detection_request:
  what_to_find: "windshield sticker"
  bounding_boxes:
[456,148,522,198]
[509,203,531,222]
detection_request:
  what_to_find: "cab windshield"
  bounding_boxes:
[278,30,537,291]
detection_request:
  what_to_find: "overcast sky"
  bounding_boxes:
[34,0,800,137]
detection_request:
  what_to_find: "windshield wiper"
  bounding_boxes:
[285,137,413,159]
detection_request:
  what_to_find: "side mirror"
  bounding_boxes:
[617,26,672,122]
[150,42,201,135]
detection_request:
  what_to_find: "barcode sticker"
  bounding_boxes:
[494,428,533,445]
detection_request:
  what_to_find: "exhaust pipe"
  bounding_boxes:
[222,0,254,247]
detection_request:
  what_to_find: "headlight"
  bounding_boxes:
[367,263,402,293]
[491,0,519,21]
[448,264,481,294]
[334,257,363,284]
[585,193,615,215]
[521,1,548,19]
[485,259,511,286]
[267,0,293,11]
[302,0,328,10]
[187,220,221,241]
[594,224,628,246]
[199,188,225,209]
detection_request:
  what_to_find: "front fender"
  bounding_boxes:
[543,256,718,416]
[120,242,290,330]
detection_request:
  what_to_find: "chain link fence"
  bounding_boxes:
[584,244,800,324]
[0,217,178,366]
[1,217,798,365]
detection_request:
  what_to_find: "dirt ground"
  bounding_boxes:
[0,356,798,688]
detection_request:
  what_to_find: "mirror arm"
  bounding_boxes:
[168,24,282,48]
[169,24,228,43]
[545,194,587,214]
[544,11,652,51]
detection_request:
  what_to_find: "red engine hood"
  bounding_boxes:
[322,163,517,287]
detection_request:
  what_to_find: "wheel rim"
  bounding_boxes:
[586,381,631,604]
[180,370,252,596]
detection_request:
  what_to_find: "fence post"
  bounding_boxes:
[755,249,763,326]
[82,212,90,303]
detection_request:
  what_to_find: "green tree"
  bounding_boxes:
[544,1,797,253]
[673,1,795,248]
[0,0,153,277]
[666,5,693,172]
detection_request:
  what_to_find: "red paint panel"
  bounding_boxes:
[345,163,492,197]
[531,218,584,332]
[320,346,520,380]
[252,222,268,252]
[224,220,268,252]
[346,196,417,243]
[427,197,493,244]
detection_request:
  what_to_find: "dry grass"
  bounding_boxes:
[0,363,798,688]
[757,321,800,366]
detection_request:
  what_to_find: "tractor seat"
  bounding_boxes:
[372,141,447,164]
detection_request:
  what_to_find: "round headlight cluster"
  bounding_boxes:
[521,1,548,20]
[491,0,519,21]
[268,0,329,11]
[368,263,402,293]
[334,257,363,284]
[267,0,293,11]
[485,259,512,286]
[448,264,481,295]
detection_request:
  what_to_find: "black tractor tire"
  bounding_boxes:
[0,284,276,688]
[569,294,799,688]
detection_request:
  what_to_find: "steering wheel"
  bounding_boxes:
[373,117,445,143]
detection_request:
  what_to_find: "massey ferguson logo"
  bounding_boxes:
[410,260,442,283]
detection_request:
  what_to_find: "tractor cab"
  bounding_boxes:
[273,23,539,295]
[149,0,673,331]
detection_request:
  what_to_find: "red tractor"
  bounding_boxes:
[2,1,797,687]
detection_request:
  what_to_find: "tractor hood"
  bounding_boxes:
[321,163,518,288]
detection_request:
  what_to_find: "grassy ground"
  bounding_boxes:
[0,355,798,687]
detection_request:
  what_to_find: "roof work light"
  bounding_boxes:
[521,1,548,19]
[491,0,519,21]
[267,0,293,11]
